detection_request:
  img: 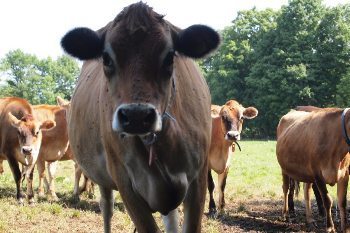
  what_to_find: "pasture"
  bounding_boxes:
[0,140,340,232]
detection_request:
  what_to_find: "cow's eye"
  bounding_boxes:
[163,51,175,67]
[102,52,114,69]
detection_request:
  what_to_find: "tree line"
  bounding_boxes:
[1,0,349,138]
[200,0,350,138]
[0,49,79,105]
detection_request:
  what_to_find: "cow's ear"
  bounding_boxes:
[56,96,70,108]
[40,120,56,131]
[174,24,220,59]
[243,107,258,119]
[61,27,104,60]
[8,112,21,128]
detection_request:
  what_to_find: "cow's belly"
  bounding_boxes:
[277,152,314,182]
[209,152,230,174]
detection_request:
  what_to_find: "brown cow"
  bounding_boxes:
[286,106,326,217]
[0,97,55,204]
[34,97,94,200]
[61,2,219,233]
[208,100,258,214]
[276,108,350,232]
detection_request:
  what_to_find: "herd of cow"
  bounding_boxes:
[0,2,349,233]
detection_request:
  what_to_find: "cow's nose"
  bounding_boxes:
[226,131,240,141]
[22,146,32,155]
[116,104,159,135]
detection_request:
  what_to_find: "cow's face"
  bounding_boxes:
[220,100,258,142]
[8,112,56,165]
[61,2,220,138]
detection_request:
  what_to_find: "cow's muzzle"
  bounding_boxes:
[225,131,240,141]
[112,103,162,135]
[21,146,32,156]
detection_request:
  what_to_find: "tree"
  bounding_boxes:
[246,0,325,137]
[0,49,79,104]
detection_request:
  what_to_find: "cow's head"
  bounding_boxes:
[8,112,56,165]
[219,100,258,141]
[61,2,219,138]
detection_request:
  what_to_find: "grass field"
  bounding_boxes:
[0,140,341,232]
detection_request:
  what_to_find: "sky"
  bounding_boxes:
[0,0,349,61]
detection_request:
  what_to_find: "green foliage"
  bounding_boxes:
[0,49,79,104]
[201,0,350,138]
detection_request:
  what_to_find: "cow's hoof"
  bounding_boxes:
[72,194,80,203]
[208,209,218,219]
[326,226,336,233]
[49,195,59,202]
[306,221,318,231]
[17,198,24,205]
[28,198,36,206]
[38,191,45,198]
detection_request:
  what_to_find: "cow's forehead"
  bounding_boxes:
[221,102,243,118]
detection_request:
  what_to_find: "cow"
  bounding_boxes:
[0,97,55,204]
[60,2,220,233]
[276,108,350,232]
[285,106,326,218]
[208,100,258,215]
[34,97,94,200]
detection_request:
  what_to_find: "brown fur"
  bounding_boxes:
[276,109,350,232]
[0,97,55,204]
[208,100,258,214]
[66,3,215,232]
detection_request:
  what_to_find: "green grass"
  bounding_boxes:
[0,140,341,232]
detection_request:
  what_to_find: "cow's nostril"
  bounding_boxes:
[22,147,32,155]
[118,109,130,126]
[143,109,156,126]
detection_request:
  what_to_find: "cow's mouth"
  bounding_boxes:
[140,133,158,166]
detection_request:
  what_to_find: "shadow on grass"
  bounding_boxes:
[52,191,125,213]
[205,199,333,232]
[0,185,125,213]
[0,186,17,199]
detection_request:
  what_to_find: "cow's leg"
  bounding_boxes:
[99,186,114,233]
[73,162,82,198]
[304,182,316,226]
[162,209,179,233]
[312,182,325,216]
[0,159,4,174]
[288,178,295,215]
[282,173,290,221]
[315,177,335,233]
[85,176,95,198]
[182,165,207,233]
[337,170,349,232]
[7,156,25,204]
[25,166,35,205]
[37,159,46,197]
[47,161,58,201]
[207,169,216,215]
[218,167,229,212]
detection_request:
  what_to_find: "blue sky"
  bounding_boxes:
[0,0,348,61]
